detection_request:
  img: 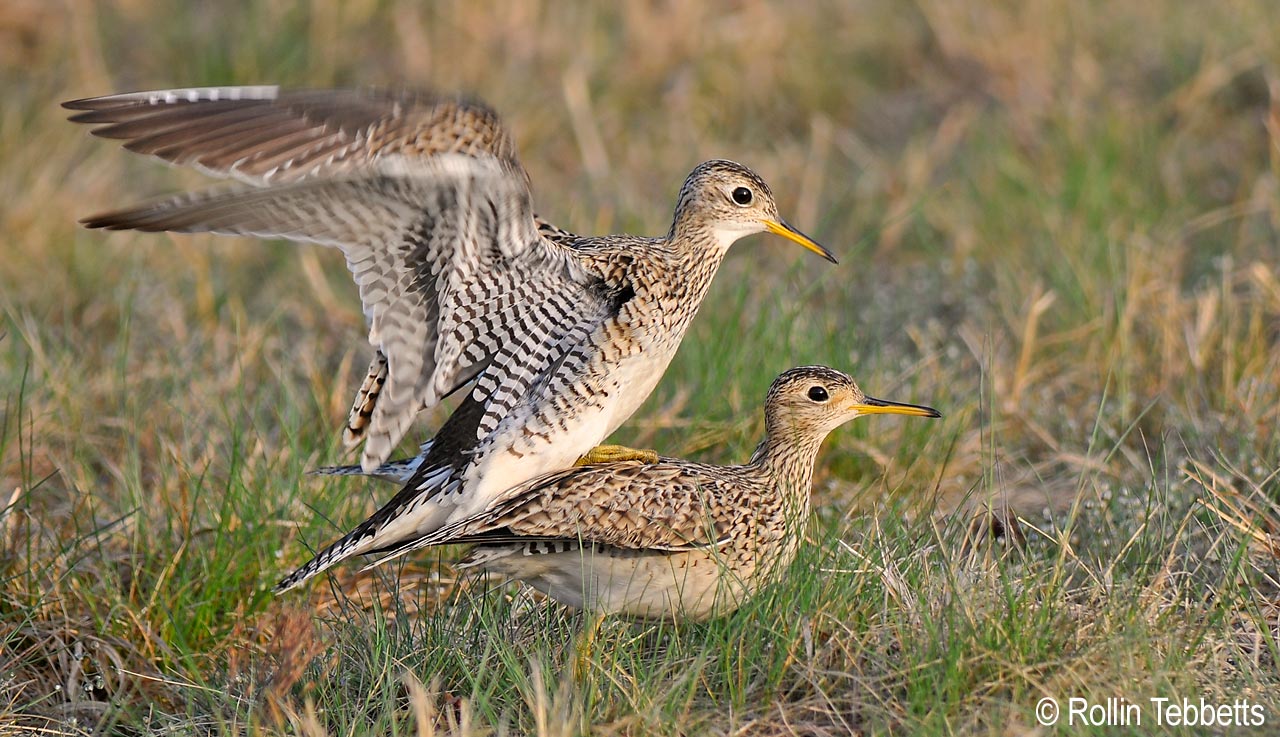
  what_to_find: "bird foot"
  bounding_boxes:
[574,444,660,466]
[571,611,609,682]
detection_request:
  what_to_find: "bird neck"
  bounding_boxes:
[666,211,741,257]
[650,220,735,307]
[748,424,828,507]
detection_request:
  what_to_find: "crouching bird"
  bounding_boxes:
[279,366,939,621]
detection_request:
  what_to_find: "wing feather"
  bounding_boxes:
[399,461,743,558]
[64,86,516,185]
[79,146,605,471]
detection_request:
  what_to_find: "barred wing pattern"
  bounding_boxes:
[269,281,628,592]
[68,87,604,470]
[342,213,582,449]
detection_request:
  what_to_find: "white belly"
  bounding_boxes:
[459,347,678,517]
[479,546,751,621]
[598,346,679,436]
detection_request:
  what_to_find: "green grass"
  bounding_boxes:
[3,0,1280,734]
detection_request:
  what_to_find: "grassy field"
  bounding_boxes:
[2,0,1279,734]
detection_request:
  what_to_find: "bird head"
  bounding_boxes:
[764,365,940,439]
[670,160,836,263]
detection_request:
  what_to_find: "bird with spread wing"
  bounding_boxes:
[64,86,837,591]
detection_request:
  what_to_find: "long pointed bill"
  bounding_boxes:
[762,218,838,264]
[851,396,942,418]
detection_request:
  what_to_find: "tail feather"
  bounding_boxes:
[274,520,381,593]
[275,462,455,592]
[312,439,432,484]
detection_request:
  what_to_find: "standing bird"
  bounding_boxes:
[278,366,940,619]
[65,86,837,583]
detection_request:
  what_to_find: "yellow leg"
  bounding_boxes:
[574,444,659,466]
[571,611,608,682]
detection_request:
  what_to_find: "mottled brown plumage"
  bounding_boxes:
[66,87,840,594]
[299,366,940,620]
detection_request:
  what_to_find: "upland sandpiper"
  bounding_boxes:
[278,366,939,618]
[65,87,837,575]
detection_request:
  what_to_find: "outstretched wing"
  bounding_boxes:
[66,87,601,470]
[63,86,517,185]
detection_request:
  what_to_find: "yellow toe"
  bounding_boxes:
[574,444,660,466]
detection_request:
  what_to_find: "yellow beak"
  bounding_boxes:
[762,218,838,264]
[850,396,942,418]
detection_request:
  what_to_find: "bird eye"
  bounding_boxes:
[807,385,829,402]
[731,187,753,206]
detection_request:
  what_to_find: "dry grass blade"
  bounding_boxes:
[3,0,1280,732]
[1186,459,1280,558]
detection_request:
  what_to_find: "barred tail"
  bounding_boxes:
[275,462,455,593]
[273,521,381,593]
[311,440,434,484]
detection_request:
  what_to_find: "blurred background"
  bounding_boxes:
[1,0,1278,731]
[4,0,1275,510]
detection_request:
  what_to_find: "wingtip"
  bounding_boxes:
[61,95,114,112]
[61,92,127,111]
[65,85,287,122]
[78,214,109,230]
[60,93,126,113]
[79,212,144,231]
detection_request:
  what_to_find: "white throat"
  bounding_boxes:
[711,224,762,251]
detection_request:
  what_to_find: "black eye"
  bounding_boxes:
[731,187,753,205]
[807,385,829,402]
